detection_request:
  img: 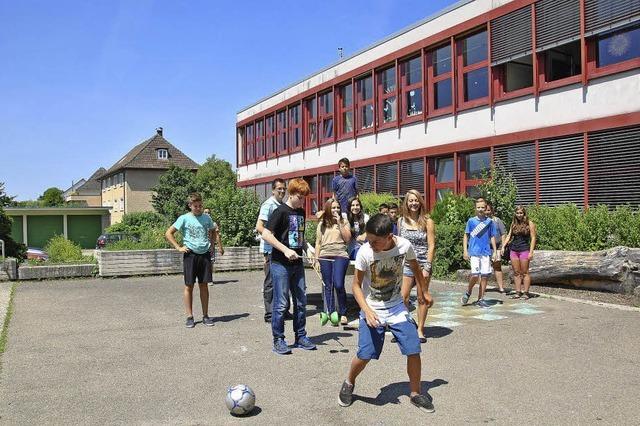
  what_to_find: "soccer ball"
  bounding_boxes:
[225,384,256,415]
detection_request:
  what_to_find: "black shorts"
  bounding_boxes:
[183,251,212,285]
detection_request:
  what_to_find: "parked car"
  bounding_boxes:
[26,247,49,261]
[96,233,139,249]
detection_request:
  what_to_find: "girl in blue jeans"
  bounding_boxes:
[315,199,352,325]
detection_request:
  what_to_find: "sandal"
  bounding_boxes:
[510,292,522,299]
[522,292,531,300]
[418,336,427,344]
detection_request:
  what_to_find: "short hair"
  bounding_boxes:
[272,178,286,189]
[378,203,389,211]
[388,203,398,210]
[338,158,350,167]
[287,177,310,196]
[475,198,487,206]
[365,213,393,237]
[187,193,202,204]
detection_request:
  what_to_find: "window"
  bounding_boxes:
[377,66,397,127]
[305,175,318,216]
[157,149,168,160]
[400,158,425,196]
[494,143,536,205]
[460,150,490,198]
[494,55,534,95]
[376,162,399,196]
[429,43,453,113]
[319,173,334,206]
[255,119,265,160]
[276,110,287,154]
[430,156,455,205]
[355,165,374,193]
[304,96,318,147]
[237,127,245,165]
[338,83,354,138]
[245,124,255,163]
[539,134,584,207]
[457,31,489,105]
[401,56,423,121]
[542,40,582,82]
[319,91,334,143]
[265,115,276,158]
[288,103,302,152]
[596,25,640,67]
[356,74,374,132]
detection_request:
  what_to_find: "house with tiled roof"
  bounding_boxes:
[64,167,106,206]
[100,128,199,223]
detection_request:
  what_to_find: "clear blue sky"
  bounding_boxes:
[0,0,458,200]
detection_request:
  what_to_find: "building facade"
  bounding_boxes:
[236,0,640,216]
[64,167,106,207]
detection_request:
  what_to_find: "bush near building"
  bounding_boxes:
[43,235,94,264]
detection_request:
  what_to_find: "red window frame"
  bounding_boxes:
[303,95,318,148]
[456,29,489,111]
[536,41,583,92]
[304,174,319,218]
[288,102,303,153]
[459,150,491,197]
[337,81,354,140]
[586,25,640,80]
[319,172,334,207]
[491,55,535,103]
[318,90,335,145]
[265,114,276,159]
[427,41,454,117]
[244,123,255,164]
[400,54,424,124]
[355,73,375,136]
[428,156,456,207]
[236,127,245,166]
[377,65,398,130]
[276,109,288,155]
[255,119,265,161]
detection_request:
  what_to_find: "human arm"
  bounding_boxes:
[215,227,224,255]
[501,226,513,256]
[351,268,380,327]
[463,233,469,260]
[490,236,498,261]
[165,225,190,253]
[339,218,352,242]
[528,221,537,259]
[425,218,435,274]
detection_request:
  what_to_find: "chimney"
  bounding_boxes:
[156,127,163,136]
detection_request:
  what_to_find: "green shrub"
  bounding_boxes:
[205,186,262,247]
[106,228,180,251]
[358,192,399,217]
[45,235,85,263]
[478,162,518,227]
[305,219,318,248]
[430,192,474,226]
[105,212,168,237]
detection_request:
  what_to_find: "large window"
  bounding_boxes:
[255,119,265,160]
[494,55,533,95]
[338,83,354,138]
[457,30,489,105]
[276,110,287,154]
[400,56,424,121]
[304,96,318,148]
[265,115,276,158]
[245,124,254,163]
[319,90,334,143]
[237,128,245,165]
[596,25,640,68]
[356,75,374,133]
[542,41,582,82]
[305,175,319,216]
[377,66,397,128]
[430,156,455,205]
[319,173,334,205]
[429,43,453,113]
[288,103,302,152]
[460,150,490,198]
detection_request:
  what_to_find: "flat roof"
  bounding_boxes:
[238,0,474,114]
[6,207,111,215]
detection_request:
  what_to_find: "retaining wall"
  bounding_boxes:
[18,264,95,280]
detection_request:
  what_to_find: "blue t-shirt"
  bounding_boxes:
[172,213,215,254]
[465,216,496,257]
[258,196,281,254]
[332,174,358,213]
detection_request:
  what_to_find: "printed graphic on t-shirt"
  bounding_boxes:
[368,254,405,302]
[288,215,305,249]
[470,220,490,238]
[185,223,208,241]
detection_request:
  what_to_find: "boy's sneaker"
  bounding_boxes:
[272,338,292,355]
[295,336,317,350]
[338,381,354,407]
[410,394,435,413]
[477,299,490,308]
[202,315,214,326]
[185,317,195,328]
[461,292,471,305]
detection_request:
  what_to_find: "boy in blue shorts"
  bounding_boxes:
[338,214,435,412]
[461,198,498,308]
[165,193,217,328]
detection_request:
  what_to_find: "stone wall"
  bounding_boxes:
[18,264,95,280]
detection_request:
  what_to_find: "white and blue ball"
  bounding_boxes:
[225,384,256,415]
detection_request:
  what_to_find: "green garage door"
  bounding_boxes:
[27,215,64,249]
[10,216,23,244]
[68,215,102,249]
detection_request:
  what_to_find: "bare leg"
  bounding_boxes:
[407,354,422,395]
[511,259,523,295]
[416,271,430,339]
[347,357,370,385]
[479,276,488,300]
[198,282,209,316]
[183,285,194,317]
[495,269,505,292]
[467,274,478,295]
[521,259,531,293]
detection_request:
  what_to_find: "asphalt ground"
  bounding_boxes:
[1,270,639,425]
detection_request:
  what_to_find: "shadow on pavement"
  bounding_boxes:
[211,279,239,285]
[423,326,453,339]
[312,331,353,346]
[230,406,262,418]
[355,379,448,406]
[215,313,250,323]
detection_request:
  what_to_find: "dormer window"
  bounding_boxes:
[157,149,168,160]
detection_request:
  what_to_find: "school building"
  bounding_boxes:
[235,0,640,216]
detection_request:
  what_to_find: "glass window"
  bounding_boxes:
[306,98,317,145]
[380,67,396,93]
[382,97,397,123]
[436,157,454,182]
[466,186,482,199]
[462,31,488,66]
[323,118,333,139]
[320,91,333,114]
[545,40,581,81]
[502,55,533,92]
[465,151,491,179]
[341,84,352,107]
[406,88,423,117]
[405,57,422,85]
[361,105,374,129]
[433,45,452,76]
[597,25,640,67]
[436,188,453,201]
[157,149,168,159]
[464,67,488,101]
[357,76,373,101]
[343,111,353,134]
[434,79,452,109]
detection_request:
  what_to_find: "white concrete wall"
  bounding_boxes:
[237,0,510,121]
[238,69,640,183]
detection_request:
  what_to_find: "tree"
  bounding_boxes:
[478,162,519,227]
[151,165,199,221]
[0,182,26,260]
[38,187,64,207]
[195,155,237,200]
[205,186,261,247]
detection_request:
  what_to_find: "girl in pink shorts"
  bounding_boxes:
[503,206,537,299]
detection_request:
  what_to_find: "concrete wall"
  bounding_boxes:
[66,194,102,207]
[18,264,95,280]
[124,169,165,217]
